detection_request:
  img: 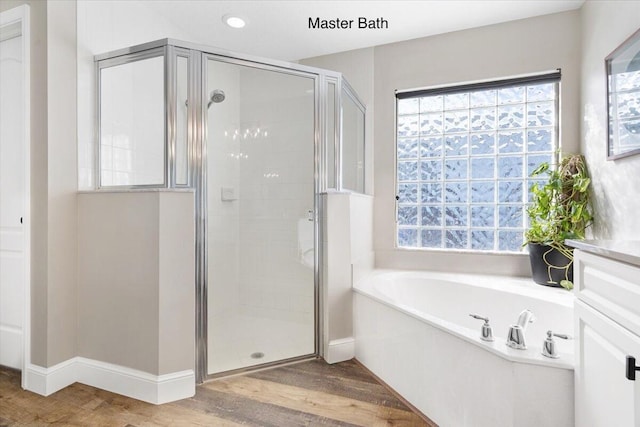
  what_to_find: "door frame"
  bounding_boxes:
[0,4,31,385]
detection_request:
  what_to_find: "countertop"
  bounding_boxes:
[566,239,640,268]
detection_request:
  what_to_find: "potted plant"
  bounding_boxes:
[524,154,593,289]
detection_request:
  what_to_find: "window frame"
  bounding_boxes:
[394,71,560,254]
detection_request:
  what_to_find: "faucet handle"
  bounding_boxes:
[469,314,494,342]
[542,330,571,358]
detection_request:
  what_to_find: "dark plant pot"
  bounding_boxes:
[528,243,573,287]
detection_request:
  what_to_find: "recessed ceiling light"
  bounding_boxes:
[223,14,246,29]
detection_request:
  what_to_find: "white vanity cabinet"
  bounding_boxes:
[570,242,640,427]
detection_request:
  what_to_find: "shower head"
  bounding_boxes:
[208,89,226,108]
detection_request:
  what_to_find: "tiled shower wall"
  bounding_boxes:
[207,62,241,325]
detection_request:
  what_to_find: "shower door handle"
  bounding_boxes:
[307,209,314,222]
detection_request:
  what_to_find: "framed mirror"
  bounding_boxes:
[606,27,640,160]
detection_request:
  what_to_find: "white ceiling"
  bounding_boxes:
[143,0,585,61]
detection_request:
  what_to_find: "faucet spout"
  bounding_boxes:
[516,309,535,330]
[506,310,535,350]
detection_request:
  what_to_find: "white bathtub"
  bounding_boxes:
[353,270,574,427]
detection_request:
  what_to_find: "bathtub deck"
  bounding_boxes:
[0,359,433,426]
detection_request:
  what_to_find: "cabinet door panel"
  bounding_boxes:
[575,250,640,337]
[576,300,640,427]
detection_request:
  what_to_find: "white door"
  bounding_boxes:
[575,300,640,427]
[0,32,25,370]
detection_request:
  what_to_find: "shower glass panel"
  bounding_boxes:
[99,53,165,186]
[174,55,189,186]
[205,58,316,374]
[342,87,365,192]
[327,81,337,189]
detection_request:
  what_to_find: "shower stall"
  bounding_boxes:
[92,39,366,381]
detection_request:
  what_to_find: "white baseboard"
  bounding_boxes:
[325,337,355,364]
[24,357,195,404]
[24,358,77,396]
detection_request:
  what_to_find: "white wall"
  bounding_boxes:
[580,1,640,240]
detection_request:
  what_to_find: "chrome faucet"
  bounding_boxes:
[506,309,535,350]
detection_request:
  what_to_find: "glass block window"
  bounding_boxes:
[396,73,559,252]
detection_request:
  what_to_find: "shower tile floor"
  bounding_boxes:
[208,313,314,374]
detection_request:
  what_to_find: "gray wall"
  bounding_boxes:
[580,1,640,241]
[158,193,196,374]
[0,0,78,367]
[304,10,582,277]
[321,192,374,361]
[373,10,581,275]
[3,0,197,376]
[77,192,195,375]
[45,0,78,368]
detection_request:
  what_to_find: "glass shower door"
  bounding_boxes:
[205,58,316,375]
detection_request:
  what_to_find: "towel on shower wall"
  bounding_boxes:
[297,217,314,268]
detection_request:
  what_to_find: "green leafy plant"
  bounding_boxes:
[524,154,594,287]
[560,280,574,291]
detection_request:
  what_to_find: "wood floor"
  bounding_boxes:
[0,359,435,426]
